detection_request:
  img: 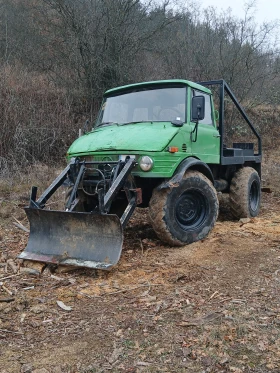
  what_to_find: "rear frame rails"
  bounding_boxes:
[199,80,262,166]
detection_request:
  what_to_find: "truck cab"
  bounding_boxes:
[68,80,221,179]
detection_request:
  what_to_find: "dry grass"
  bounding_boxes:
[0,64,87,175]
[262,149,280,195]
[0,162,66,230]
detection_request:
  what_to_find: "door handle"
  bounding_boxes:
[213,134,221,138]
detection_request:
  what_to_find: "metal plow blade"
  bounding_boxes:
[18,208,123,270]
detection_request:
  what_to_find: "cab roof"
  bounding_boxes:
[104,79,212,96]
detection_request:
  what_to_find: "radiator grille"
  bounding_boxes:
[81,155,119,162]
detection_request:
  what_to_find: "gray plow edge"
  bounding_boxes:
[19,208,123,270]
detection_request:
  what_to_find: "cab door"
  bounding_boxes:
[189,89,220,164]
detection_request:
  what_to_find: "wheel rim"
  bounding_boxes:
[249,179,260,212]
[175,190,208,230]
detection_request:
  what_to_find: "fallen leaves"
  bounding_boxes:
[1,194,280,372]
[7,258,18,273]
[178,312,223,327]
[136,361,151,367]
[30,305,48,314]
[0,282,14,296]
[0,297,14,303]
[56,300,72,311]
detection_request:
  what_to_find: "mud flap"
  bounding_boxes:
[18,208,123,270]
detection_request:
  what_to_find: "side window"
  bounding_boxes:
[193,90,213,126]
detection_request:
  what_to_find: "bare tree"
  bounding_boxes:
[0,0,280,173]
[158,2,280,104]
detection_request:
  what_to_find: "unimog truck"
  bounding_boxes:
[19,79,262,269]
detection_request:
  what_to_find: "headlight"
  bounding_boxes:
[139,156,153,171]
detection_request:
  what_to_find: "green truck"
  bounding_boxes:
[19,79,262,269]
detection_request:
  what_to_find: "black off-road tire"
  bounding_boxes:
[149,171,219,246]
[229,167,261,219]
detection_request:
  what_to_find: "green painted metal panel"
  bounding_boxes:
[67,150,193,179]
[105,79,211,96]
[189,123,220,163]
[68,123,180,154]
[187,86,220,163]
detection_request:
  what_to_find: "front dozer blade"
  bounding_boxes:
[18,208,123,270]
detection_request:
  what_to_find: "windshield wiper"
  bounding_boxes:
[119,121,150,126]
[97,121,118,127]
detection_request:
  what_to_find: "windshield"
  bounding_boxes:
[96,86,186,127]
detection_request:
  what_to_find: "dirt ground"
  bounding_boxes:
[0,180,280,372]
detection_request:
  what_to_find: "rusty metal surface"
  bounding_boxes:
[19,208,123,270]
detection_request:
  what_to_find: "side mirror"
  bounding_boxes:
[191,96,205,122]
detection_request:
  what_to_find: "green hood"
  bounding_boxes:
[68,123,179,154]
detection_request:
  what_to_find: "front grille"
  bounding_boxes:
[81,155,119,162]
[79,156,119,179]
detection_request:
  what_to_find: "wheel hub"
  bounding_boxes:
[175,190,208,230]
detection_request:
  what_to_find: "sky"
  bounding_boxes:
[200,0,279,25]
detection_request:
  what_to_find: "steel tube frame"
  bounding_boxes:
[198,79,262,163]
[28,157,137,228]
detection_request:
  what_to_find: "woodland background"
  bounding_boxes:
[0,0,280,178]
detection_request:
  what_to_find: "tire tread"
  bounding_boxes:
[149,171,218,246]
[229,167,260,218]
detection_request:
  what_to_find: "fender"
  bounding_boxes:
[158,157,214,190]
